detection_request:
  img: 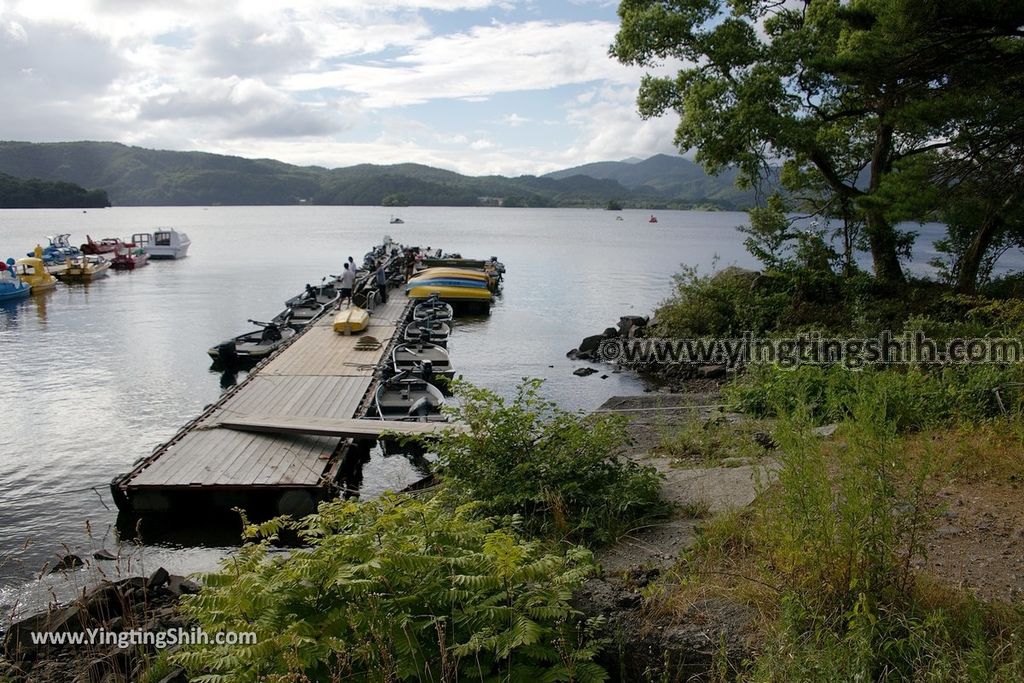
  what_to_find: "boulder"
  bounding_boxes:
[147,567,170,590]
[93,549,117,561]
[48,554,84,573]
[696,365,727,379]
[167,575,201,597]
[573,367,599,377]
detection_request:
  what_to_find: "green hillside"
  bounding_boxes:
[0,171,110,208]
[0,141,756,209]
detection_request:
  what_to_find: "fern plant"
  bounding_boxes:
[173,495,607,682]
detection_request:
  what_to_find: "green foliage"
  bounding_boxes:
[613,0,1024,282]
[0,172,109,208]
[174,495,607,683]
[727,363,1024,431]
[432,379,664,544]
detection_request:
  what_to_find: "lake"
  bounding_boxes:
[0,206,1019,616]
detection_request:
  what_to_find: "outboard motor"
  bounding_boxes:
[216,341,238,367]
[408,396,431,419]
[421,360,434,383]
[261,324,282,342]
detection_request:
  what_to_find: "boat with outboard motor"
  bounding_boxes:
[404,319,451,346]
[374,372,447,422]
[208,319,296,367]
[392,341,455,384]
[413,295,454,322]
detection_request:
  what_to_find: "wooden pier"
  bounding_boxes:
[110,275,432,517]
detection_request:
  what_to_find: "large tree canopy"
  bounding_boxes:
[612,0,1024,283]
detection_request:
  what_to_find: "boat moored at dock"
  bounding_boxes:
[413,295,454,322]
[208,320,296,367]
[392,341,455,382]
[111,244,149,270]
[374,374,447,422]
[404,319,451,346]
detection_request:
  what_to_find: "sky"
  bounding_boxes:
[0,0,685,176]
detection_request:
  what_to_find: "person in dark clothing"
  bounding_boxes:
[375,261,388,303]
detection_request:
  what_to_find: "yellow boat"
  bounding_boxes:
[14,257,58,292]
[55,255,111,282]
[405,281,494,303]
[410,266,498,290]
[333,306,370,334]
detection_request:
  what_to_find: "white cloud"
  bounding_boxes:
[283,20,645,107]
[498,113,530,126]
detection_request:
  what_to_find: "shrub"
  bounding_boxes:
[173,495,607,682]
[433,379,664,544]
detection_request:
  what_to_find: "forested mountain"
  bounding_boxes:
[0,141,754,209]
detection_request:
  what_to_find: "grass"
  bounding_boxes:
[641,398,1024,680]
[655,415,776,467]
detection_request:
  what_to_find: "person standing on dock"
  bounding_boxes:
[348,255,358,275]
[375,261,388,303]
[337,262,355,308]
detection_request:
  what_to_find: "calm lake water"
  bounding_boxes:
[0,206,1019,616]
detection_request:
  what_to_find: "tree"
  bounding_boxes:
[611,0,1024,284]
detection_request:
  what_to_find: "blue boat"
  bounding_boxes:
[28,234,82,271]
[404,277,490,291]
[0,258,32,302]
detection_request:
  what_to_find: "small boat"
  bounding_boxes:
[404,319,451,346]
[287,300,325,327]
[389,215,404,224]
[13,257,58,292]
[132,229,191,259]
[282,282,338,327]
[405,280,494,307]
[285,282,340,309]
[208,320,296,367]
[648,215,658,223]
[413,296,454,322]
[616,216,624,221]
[333,306,370,335]
[0,259,32,302]
[111,244,149,270]
[55,255,111,282]
[374,374,447,422]
[29,235,80,273]
[393,341,455,381]
[80,235,123,255]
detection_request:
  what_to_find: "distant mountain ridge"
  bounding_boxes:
[0,141,757,210]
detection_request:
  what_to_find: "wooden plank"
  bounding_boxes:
[219,415,467,438]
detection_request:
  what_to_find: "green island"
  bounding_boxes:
[0,172,110,209]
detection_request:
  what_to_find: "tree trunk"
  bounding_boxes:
[955,212,1004,294]
[865,208,905,284]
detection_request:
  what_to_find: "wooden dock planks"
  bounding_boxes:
[119,288,415,495]
[218,415,467,438]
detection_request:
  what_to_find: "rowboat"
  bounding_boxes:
[333,306,370,334]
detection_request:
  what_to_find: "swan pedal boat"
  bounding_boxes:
[14,257,58,292]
